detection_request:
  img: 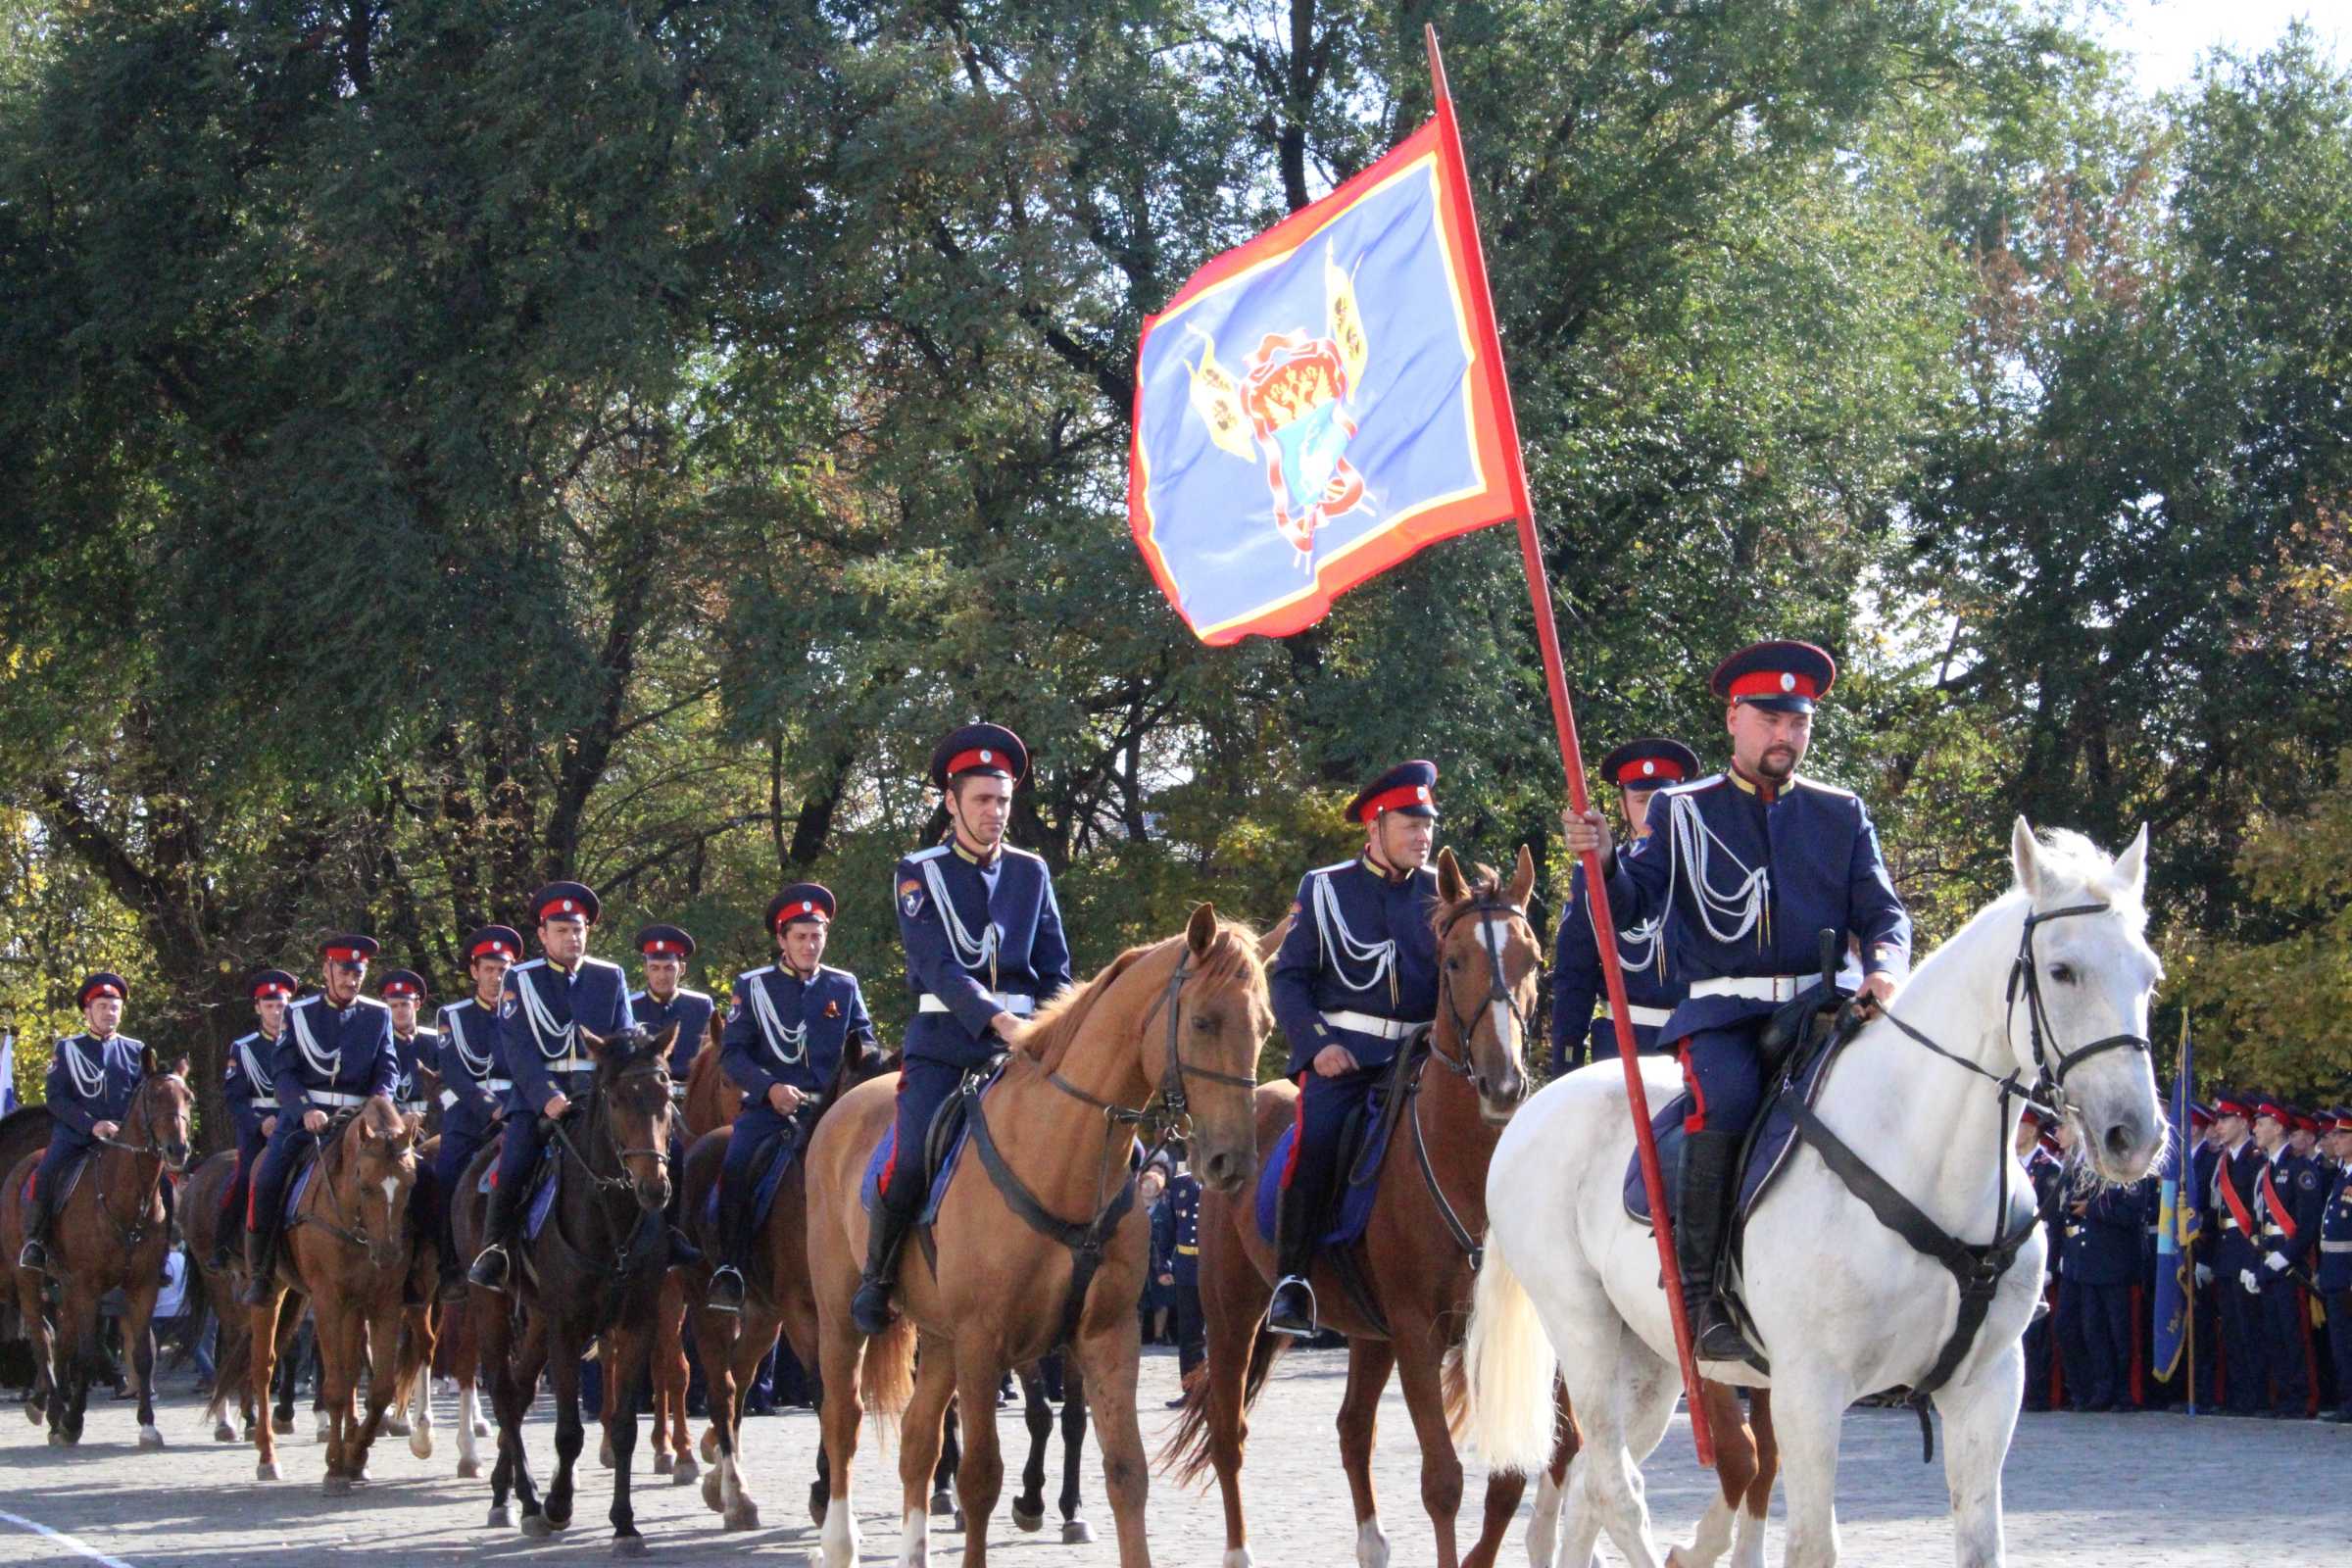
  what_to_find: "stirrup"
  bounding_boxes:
[1266,1275,1317,1338]
[708,1265,746,1314]
[466,1244,513,1293]
[17,1240,46,1271]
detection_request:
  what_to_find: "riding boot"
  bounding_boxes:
[160,1172,182,1250]
[1675,1130,1756,1364]
[466,1171,525,1293]
[1266,1177,1322,1338]
[709,1174,750,1314]
[850,1200,917,1337]
[240,1219,279,1306]
[17,1182,54,1271]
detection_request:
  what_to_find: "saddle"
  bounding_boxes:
[25,1147,93,1211]
[859,1056,1005,1224]
[474,1130,562,1241]
[1253,1030,1423,1252]
[700,1111,814,1241]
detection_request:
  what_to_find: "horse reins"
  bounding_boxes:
[1407,892,1538,1272]
[90,1073,189,1250]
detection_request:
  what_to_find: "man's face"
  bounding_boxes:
[470,953,512,1003]
[388,997,419,1034]
[83,996,122,1037]
[1620,786,1658,840]
[1369,809,1435,872]
[643,956,681,999]
[323,959,365,1007]
[2218,1113,2246,1146]
[2054,1121,2079,1153]
[256,996,287,1036]
[540,916,588,968]
[948,774,1013,852]
[2253,1112,2284,1152]
[781,921,828,974]
[2327,1129,2351,1163]
[1726,701,1811,784]
[2289,1128,2316,1157]
[2013,1118,2039,1156]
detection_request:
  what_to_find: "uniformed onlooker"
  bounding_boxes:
[243,937,398,1302]
[429,925,520,1299]
[18,974,147,1271]
[2246,1099,2325,1417]
[1158,1157,1206,1403]
[710,885,874,1314]
[2318,1108,2352,1424]
[1563,640,1910,1362]
[213,969,297,1269]
[381,970,438,1124]
[1266,760,1444,1337]
[1548,739,1697,1075]
[1139,1157,1174,1345]
[2058,1141,2145,1412]
[856,724,1070,1336]
[2018,1106,2063,1411]
[468,884,635,1293]
[2206,1095,2267,1413]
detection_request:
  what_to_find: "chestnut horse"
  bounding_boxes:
[0,1049,193,1448]
[805,904,1268,1568]
[1528,1377,1779,1568]
[1162,849,1539,1568]
[249,1097,431,1491]
[183,1149,302,1446]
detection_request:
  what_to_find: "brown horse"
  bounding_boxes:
[804,904,1268,1568]
[1527,1376,1778,1568]
[1163,848,1540,1568]
[0,1049,193,1448]
[249,1097,430,1491]
[467,1022,677,1550]
[183,1148,301,1446]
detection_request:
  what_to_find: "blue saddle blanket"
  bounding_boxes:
[473,1144,561,1240]
[858,1066,1004,1224]
[701,1131,802,1237]
[1623,1037,1841,1226]
[1252,1080,1405,1250]
[286,1158,317,1222]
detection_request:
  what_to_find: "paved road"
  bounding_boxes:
[1,1346,2342,1565]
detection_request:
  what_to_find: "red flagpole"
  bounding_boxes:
[1424,24,1714,1466]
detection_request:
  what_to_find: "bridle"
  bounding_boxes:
[550,1050,674,1203]
[1049,946,1260,1146]
[1430,891,1537,1096]
[299,1109,416,1270]
[92,1073,191,1250]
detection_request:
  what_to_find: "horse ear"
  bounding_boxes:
[172,1055,189,1080]
[579,1027,608,1056]
[652,1021,680,1058]
[1509,844,1536,907]
[1437,847,1470,906]
[2010,816,2040,899]
[1256,913,1293,963]
[2112,822,2149,897]
[1186,902,1218,956]
[139,1045,160,1078]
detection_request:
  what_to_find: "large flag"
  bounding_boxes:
[1127,119,1522,643]
[2151,1014,2198,1385]
[0,1030,16,1115]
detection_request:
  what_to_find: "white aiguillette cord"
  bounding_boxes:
[1665,790,1770,946]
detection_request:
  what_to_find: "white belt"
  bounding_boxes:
[1690,975,1809,1004]
[2322,1240,2351,1254]
[918,992,1036,1016]
[1598,1003,1675,1028]
[398,1100,428,1115]
[542,1057,592,1075]
[308,1090,367,1108]
[1321,1010,1432,1042]
[481,1077,512,1094]
[439,1090,459,1110]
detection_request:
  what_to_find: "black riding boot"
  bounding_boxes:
[709,1174,750,1314]
[850,1200,918,1337]
[1266,1177,1322,1338]
[17,1182,54,1270]
[466,1172,525,1293]
[240,1218,280,1306]
[1676,1130,1756,1364]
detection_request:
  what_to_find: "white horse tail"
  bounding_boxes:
[1461,1224,1558,1474]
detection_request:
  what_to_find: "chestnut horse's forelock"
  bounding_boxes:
[1023,917,1267,1079]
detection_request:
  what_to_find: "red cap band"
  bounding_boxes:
[772,901,828,929]
[1355,782,1435,821]
[469,938,517,960]
[322,946,369,964]
[1727,668,1820,702]
[252,982,293,1000]
[1623,758,1685,784]
[85,984,122,1001]
[946,747,1009,778]
[642,940,685,956]
[383,982,420,998]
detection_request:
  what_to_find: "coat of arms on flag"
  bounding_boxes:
[1129,119,1519,645]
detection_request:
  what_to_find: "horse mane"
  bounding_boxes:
[2019,827,2144,918]
[1025,916,1268,1077]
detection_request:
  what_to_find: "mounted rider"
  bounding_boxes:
[211,968,297,1269]
[1563,641,1910,1363]
[466,882,635,1293]
[1549,738,1698,1074]
[242,936,399,1303]
[1265,760,1444,1338]
[428,924,519,1299]
[709,884,876,1314]
[381,969,438,1124]
[19,973,148,1272]
[630,924,714,1092]
[853,721,1072,1336]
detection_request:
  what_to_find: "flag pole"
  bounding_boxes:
[1424,24,1714,1466]
[2179,1012,2197,1416]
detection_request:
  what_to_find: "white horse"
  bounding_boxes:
[1464,820,2166,1568]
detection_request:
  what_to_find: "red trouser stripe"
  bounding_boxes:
[1278,1073,1309,1189]
[878,1071,908,1192]
[1677,1037,1706,1134]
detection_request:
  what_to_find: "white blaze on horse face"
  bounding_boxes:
[1479,916,1519,1058]
[380,1176,399,1208]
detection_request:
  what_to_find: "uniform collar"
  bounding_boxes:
[1358,851,1416,886]
[644,986,677,1006]
[1727,764,1788,805]
[777,961,820,984]
[950,833,1004,870]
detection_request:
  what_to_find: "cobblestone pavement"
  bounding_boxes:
[1,1346,2342,1565]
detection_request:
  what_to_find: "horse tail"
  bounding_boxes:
[858,1311,917,1420]
[1461,1225,1558,1474]
[1154,1317,1287,1487]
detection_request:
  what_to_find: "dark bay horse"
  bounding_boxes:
[466,1022,678,1552]
[249,1096,432,1492]
[184,1148,301,1445]
[804,903,1268,1568]
[0,1048,193,1448]
[1164,848,1540,1568]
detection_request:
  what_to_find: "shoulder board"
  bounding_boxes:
[288,995,322,1011]
[416,1025,438,1040]
[115,1034,145,1051]
[627,990,646,1004]
[906,845,952,864]
[736,965,777,985]
[513,957,546,973]
[583,956,624,976]
[351,995,389,1011]
[1309,858,1358,878]
[1659,773,1726,798]
[232,1032,259,1049]
[1001,845,1047,865]
[1789,774,1857,800]
[679,988,712,1004]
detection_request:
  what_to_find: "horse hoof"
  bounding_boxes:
[654,1450,674,1476]
[323,1475,353,1496]
[725,1503,760,1532]
[214,1421,237,1444]
[410,1429,433,1460]
[702,1469,723,1512]
[472,1417,491,1438]
[521,1514,555,1539]
[614,1535,648,1558]
[487,1505,512,1530]
[257,1460,280,1481]
[47,1430,70,1447]
[929,1491,955,1518]
[458,1456,481,1480]
[1062,1520,1094,1545]
[600,1433,615,1468]
[808,1488,827,1527]
[1013,1502,1044,1532]
[954,1509,966,1533]
[272,1412,294,1436]
[671,1456,698,1487]
[139,1425,164,1449]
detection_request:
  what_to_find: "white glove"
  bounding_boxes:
[2194,1263,2214,1289]
[2263,1251,2289,1273]
[2239,1268,2261,1295]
